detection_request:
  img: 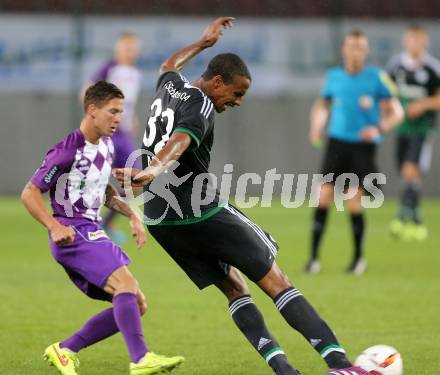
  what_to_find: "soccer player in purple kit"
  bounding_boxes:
[21,81,183,375]
[85,32,142,240]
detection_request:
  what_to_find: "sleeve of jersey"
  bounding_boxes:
[377,70,398,99]
[155,71,180,91]
[431,67,440,91]
[30,146,73,193]
[385,56,398,80]
[319,72,333,100]
[173,96,211,150]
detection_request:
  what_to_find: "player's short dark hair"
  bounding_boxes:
[202,53,251,84]
[83,80,124,112]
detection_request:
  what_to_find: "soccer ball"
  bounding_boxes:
[354,345,403,375]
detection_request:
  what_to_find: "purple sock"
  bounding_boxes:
[60,308,119,352]
[113,292,148,363]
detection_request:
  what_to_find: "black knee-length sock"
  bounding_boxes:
[311,207,329,260]
[229,295,299,374]
[274,287,351,369]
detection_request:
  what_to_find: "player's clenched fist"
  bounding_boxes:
[199,17,235,48]
[113,167,154,188]
[49,223,75,245]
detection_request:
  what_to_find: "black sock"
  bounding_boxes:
[274,287,351,370]
[401,182,421,224]
[229,295,298,374]
[350,213,365,261]
[311,207,329,260]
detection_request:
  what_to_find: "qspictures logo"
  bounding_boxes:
[118,149,387,225]
[52,148,388,223]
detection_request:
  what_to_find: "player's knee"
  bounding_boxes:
[319,184,334,208]
[274,270,292,290]
[139,302,147,316]
[347,194,363,214]
[233,280,249,297]
[116,275,139,295]
[258,263,292,298]
[401,162,420,181]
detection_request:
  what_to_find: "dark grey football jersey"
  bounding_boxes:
[386,53,440,134]
[142,71,222,225]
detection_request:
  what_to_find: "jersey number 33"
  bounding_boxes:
[143,98,175,154]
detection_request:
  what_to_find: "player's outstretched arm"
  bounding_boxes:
[159,16,235,74]
[104,184,146,248]
[20,181,75,245]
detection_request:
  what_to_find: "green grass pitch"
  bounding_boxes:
[1,196,439,374]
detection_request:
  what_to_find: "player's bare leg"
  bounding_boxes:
[306,183,334,273]
[215,268,300,374]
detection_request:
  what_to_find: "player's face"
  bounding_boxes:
[115,38,141,65]
[210,75,251,113]
[342,36,369,70]
[91,98,124,137]
[403,30,428,59]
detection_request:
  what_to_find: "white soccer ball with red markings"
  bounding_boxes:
[354,345,403,375]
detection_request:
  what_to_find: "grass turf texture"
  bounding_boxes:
[0,196,438,374]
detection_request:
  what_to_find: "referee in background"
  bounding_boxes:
[306,30,404,275]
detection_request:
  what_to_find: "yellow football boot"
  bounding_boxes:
[43,342,79,375]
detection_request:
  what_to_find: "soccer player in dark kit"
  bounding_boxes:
[387,24,440,241]
[21,81,183,375]
[114,17,370,375]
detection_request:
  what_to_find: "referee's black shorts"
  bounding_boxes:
[321,137,378,189]
[148,205,278,290]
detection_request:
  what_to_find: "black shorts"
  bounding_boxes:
[148,205,278,290]
[396,135,426,168]
[321,138,378,188]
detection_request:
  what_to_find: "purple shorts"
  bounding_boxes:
[50,220,131,301]
[112,129,140,169]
